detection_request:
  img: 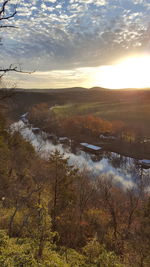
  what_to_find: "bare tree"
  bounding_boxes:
[0,0,16,26]
[0,1,32,103]
[0,1,31,78]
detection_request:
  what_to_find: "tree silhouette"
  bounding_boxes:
[0,0,31,78]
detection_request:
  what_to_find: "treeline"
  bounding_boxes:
[0,110,150,266]
[28,103,125,138]
[60,115,124,139]
[28,103,147,144]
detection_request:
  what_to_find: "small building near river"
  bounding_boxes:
[59,137,71,144]
[80,143,102,153]
[139,159,150,169]
[99,134,117,140]
[20,113,29,124]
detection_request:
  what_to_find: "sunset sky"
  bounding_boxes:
[1,0,150,89]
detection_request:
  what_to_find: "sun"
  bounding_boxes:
[95,55,150,89]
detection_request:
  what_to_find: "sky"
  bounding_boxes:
[0,0,150,89]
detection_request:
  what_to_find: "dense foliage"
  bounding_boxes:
[0,110,150,266]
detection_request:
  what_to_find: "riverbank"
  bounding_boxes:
[14,114,150,174]
[22,112,150,162]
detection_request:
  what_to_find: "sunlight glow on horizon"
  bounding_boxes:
[95,55,150,89]
[9,55,150,90]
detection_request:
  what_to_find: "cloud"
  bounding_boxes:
[0,0,149,87]
[7,67,100,88]
[44,0,57,3]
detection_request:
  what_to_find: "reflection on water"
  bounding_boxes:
[11,120,150,190]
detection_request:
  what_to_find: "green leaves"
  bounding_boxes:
[83,238,124,267]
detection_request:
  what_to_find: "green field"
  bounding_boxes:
[11,88,150,136]
[53,101,150,135]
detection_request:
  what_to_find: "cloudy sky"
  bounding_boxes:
[0,0,150,88]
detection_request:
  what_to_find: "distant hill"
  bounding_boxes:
[7,85,149,118]
[13,86,150,93]
[15,87,88,93]
[90,87,108,91]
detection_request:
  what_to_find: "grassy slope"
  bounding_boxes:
[53,101,150,135]
[11,88,150,135]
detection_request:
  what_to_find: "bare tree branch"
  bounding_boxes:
[0,0,17,23]
[0,0,9,16]
[0,0,17,29]
[0,0,33,97]
[0,25,17,28]
[0,64,34,79]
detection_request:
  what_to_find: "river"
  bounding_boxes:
[11,120,150,191]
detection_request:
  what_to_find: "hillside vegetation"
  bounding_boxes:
[0,97,150,266]
[11,88,150,136]
[52,101,150,135]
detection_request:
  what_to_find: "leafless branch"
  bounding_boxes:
[0,0,9,16]
[0,1,34,91]
[0,64,33,77]
[0,0,17,28]
[0,0,16,20]
[0,25,17,28]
